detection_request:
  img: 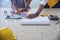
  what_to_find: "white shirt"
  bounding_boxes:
[30,0,48,8]
[40,0,48,5]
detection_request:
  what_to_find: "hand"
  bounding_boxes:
[15,8,28,15]
[27,14,38,19]
[15,9,25,14]
[21,8,28,12]
[15,9,21,15]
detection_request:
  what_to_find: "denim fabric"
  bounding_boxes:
[10,0,26,8]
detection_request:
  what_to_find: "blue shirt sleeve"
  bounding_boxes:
[10,0,16,4]
[10,0,26,8]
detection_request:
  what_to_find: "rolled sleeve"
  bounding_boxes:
[40,0,48,5]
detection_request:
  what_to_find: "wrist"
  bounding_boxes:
[35,12,40,16]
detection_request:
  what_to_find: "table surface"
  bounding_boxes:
[0,8,60,40]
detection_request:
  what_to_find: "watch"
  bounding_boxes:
[35,12,40,16]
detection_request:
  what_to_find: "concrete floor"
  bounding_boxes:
[0,8,60,40]
[0,0,60,40]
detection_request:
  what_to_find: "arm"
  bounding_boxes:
[22,0,32,12]
[11,0,20,14]
[25,0,32,8]
[13,0,32,10]
[13,3,19,11]
[27,4,46,19]
[13,3,20,14]
[11,0,19,11]
[35,0,48,16]
[35,4,45,16]
[27,0,48,19]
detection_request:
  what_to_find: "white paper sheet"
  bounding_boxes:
[4,10,29,19]
[20,16,50,24]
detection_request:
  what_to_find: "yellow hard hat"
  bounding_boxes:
[0,27,16,40]
[48,0,59,8]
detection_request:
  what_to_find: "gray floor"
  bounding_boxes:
[0,0,60,40]
[0,0,11,8]
[0,8,60,40]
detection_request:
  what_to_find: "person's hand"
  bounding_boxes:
[21,8,28,12]
[15,9,25,14]
[15,9,21,15]
[27,14,38,19]
[21,5,31,12]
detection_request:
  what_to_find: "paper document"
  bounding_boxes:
[20,16,50,24]
[4,11,29,19]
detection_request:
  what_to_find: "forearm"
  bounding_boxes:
[35,0,48,16]
[35,4,45,16]
[36,4,45,14]
[13,4,18,11]
[26,0,32,7]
